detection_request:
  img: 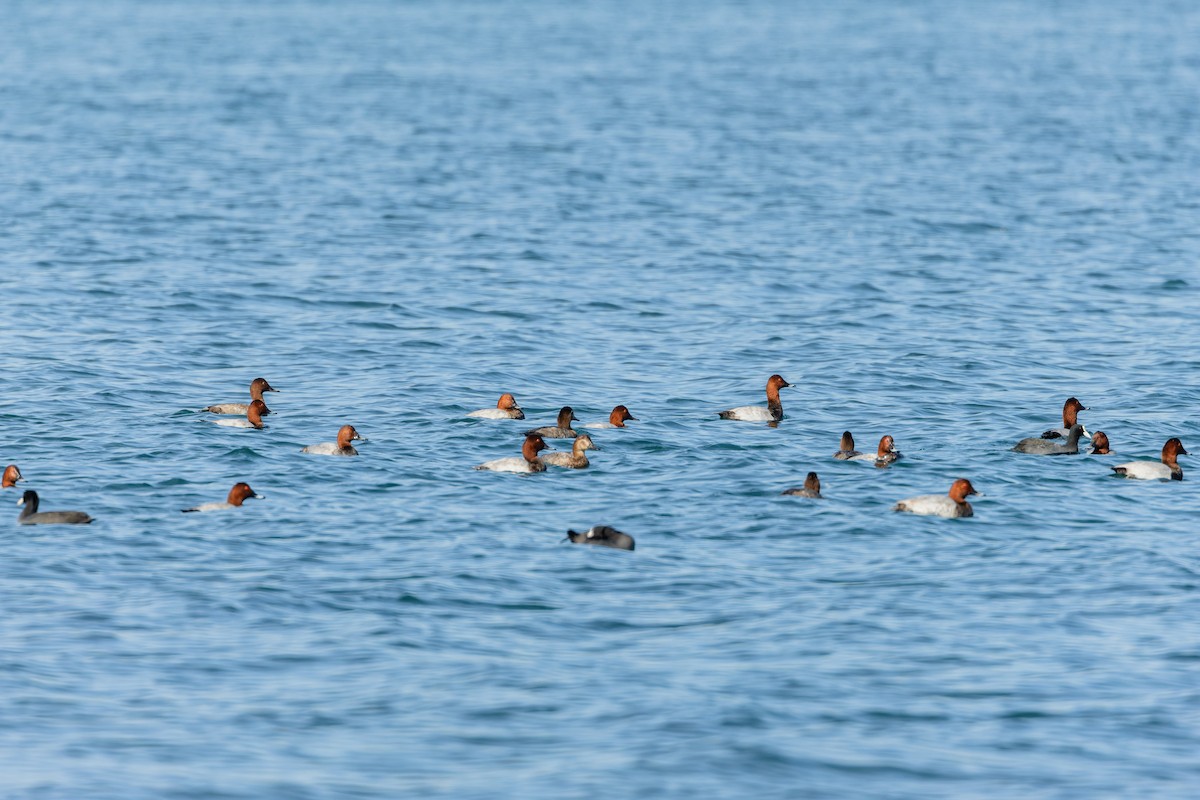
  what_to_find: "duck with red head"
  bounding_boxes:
[213,399,268,429]
[182,482,264,512]
[877,435,901,467]
[718,374,793,422]
[1089,431,1112,455]
[525,407,579,439]
[782,472,822,498]
[2,465,23,489]
[1041,397,1088,439]
[584,405,638,429]
[848,435,901,467]
[203,377,279,416]
[1112,438,1188,481]
[894,479,979,518]
[832,432,861,460]
[302,424,366,456]
[467,393,525,420]
[475,433,550,473]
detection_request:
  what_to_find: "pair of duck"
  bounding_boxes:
[474,432,601,472]
[1013,397,1188,480]
[781,472,981,518]
[469,398,638,473]
[833,432,901,467]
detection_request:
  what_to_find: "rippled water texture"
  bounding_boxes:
[2,2,1200,797]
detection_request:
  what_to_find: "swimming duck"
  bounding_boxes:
[1112,438,1187,481]
[474,433,549,473]
[1041,397,1088,439]
[832,432,861,460]
[583,405,637,429]
[301,425,365,456]
[213,399,267,429]
[1089,431,1112,455]
[849,435,901,467]
[466,393,525,420]
[782,472,822,498]
[525,407,579,439]
[2,465,23,489]
[541,434,599,469]
[203,377,278,416]
[718,374,792,422]
[893,479,979,518]
[182,482,264,512]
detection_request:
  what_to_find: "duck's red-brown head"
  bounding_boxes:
[522,433,548,462]
[876,435,897,457]
[226,482,263,506]
[556,407,578,428]
[948,479,978,504]
[2,464,23,488]
[1090,431,1111,454]
[336,425,363,449]
[1162,438,1188,465]
[1063,397,1087,426]
[497,393,520,411]
[839,431,855,451]
[765,374,792,401]
[609,405,637,427]
[249,377,278,401]
[246,399,268,429]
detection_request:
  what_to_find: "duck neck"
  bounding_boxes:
[766,392,783,420]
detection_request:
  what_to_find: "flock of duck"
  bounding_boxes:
[465,376,1188,532]
[5,375,1188,548]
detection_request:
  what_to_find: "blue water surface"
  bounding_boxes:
[2,1,1200,798]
